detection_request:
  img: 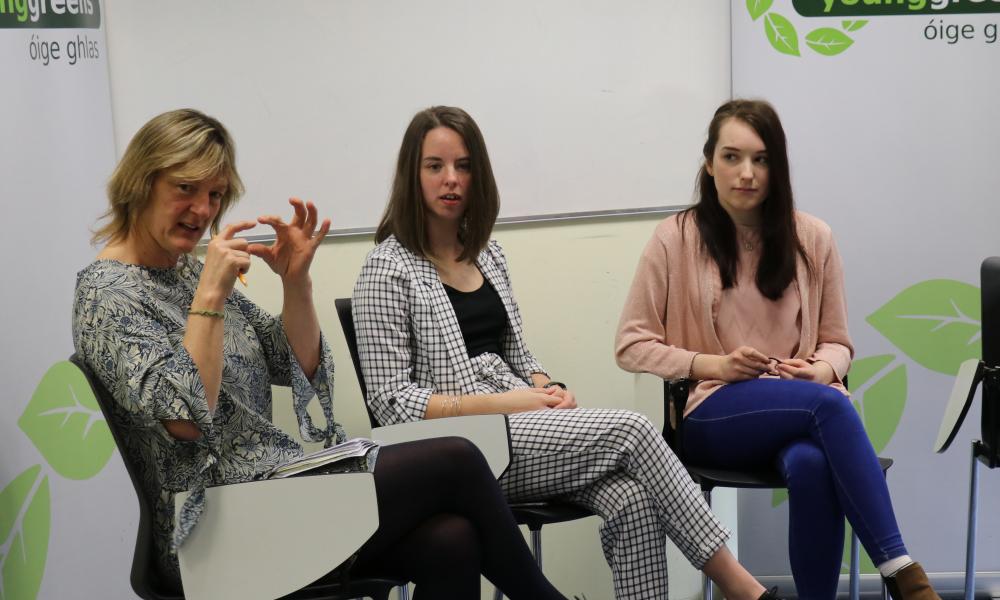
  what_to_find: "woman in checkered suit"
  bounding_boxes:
[352,105,780,600]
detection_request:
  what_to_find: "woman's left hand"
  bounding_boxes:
[543,385,578,410]
[775,358,835,385]
[248,198,331,287]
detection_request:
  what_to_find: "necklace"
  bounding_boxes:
[744,240,754,251]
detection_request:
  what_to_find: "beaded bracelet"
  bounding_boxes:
[189,308,224,319]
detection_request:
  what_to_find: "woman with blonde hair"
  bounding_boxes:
[73,108,569,599]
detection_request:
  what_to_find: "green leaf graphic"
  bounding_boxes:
[867,280,981,375]
[1,466,51,600]
[846,354,894,390]
[18,361,115,480]
[849,358,907,455]
[842,20,868,32]
[765,12,800,56]
[747,0,773,21]
[805,28,854,56]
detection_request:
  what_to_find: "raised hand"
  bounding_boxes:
[247,198,331,287]
[199,220,257,302]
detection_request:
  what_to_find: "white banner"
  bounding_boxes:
[732,0,1000,593]
[0,1,135,598]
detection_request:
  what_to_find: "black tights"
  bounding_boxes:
[351,437,567,600]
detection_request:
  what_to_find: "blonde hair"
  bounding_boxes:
[94,108,244,245]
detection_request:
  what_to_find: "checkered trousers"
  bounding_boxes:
[473,359,730,599]
[352,237,730,599]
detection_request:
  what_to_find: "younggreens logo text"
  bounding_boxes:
[0,0,100,29]
[798,0,1000,16]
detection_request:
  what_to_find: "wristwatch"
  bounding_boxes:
[543,381,567,390]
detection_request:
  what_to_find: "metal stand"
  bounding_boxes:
[850,533,861,600]
[965,441,981,600]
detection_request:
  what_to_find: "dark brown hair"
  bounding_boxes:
[375,106,499,262]
[680,99,810,300]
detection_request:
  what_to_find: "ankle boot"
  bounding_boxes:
[882,563,941,600]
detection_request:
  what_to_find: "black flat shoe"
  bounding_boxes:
[758,586,786,600]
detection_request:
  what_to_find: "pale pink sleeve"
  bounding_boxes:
[615,229,698,380]
[809,234,853,381]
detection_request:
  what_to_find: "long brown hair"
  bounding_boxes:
[375,106,499,262]
[680,99,810,300]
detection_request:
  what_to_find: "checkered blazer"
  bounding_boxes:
[352,235,547,426]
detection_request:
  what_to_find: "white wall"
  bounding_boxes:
[103,0,731,232]
[91,2,735,598]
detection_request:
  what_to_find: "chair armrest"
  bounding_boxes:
[662,379,691,459]
[176,473,378,600]
[371,414,512,480]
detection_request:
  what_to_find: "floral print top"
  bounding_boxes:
[72,254,345,590]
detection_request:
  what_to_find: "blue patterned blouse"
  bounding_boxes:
[72,255,346,589]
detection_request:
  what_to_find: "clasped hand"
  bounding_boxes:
[500,386,577,413]
[715,346,833,385]
[200,198,330,297]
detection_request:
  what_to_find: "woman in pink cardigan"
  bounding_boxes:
[615,99,938,600]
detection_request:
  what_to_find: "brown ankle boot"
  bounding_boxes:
[882,563,941,600]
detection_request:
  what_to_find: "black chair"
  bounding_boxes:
[663,378,892,600]
[934,258,1000,600]
[334,298,595,599]
[68,353,403,600]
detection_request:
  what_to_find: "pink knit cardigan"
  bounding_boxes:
[615,211,853,417]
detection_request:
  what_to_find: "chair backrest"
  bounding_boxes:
[334,298,381,429]
[69,353,182,600]
[980,257,1000,465]
[662,379,690,460]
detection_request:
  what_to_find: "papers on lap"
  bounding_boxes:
[268,438,378,479]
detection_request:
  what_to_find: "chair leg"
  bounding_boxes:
[531,528,543,570]
[702,490,713,600]
[965,444,980,600]
[850,529,861,600]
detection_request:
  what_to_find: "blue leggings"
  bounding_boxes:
[682,378,907,600]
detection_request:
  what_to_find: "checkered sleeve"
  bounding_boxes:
[489,240,548,379]
[352,249,432,424]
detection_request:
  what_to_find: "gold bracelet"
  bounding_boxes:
[687,353,701,379]
[443,394,462,417]
[189,308,224,319]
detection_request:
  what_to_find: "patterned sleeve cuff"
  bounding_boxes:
[288,332,344,446]
[371,380,432,425]
[139,344,212,429]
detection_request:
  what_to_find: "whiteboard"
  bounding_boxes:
[105,0,730,235]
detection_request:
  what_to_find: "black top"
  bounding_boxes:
[444,278,507,358]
